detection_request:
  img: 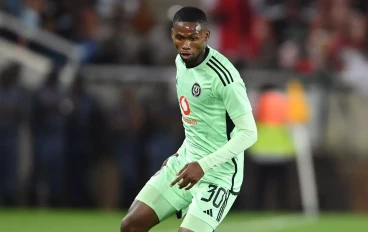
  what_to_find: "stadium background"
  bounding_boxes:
[0,0,368,231]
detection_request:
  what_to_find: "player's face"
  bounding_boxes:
[172,22,210,63]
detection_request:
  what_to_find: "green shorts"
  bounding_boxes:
[136,155,239,231]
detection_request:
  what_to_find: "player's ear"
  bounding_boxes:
[205,29,210,41]
[171,28,175,39]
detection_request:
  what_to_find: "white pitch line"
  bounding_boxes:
[223,215,318,232]
[154,215,318,232]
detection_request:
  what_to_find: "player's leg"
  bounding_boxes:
[121,155,191,231]
[179,182,239,232]
[121,199,159,232]
[179,214,214,232]
[121,185,176,232]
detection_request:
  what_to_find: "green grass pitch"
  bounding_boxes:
[0,209,367,231]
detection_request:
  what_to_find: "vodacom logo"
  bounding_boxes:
[179,96,190,115]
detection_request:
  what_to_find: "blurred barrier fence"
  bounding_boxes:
[0,38,51,89]
[0,10,82,86]
[0,60,362,160]
[81,65,312,87]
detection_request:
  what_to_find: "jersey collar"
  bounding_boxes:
[185,46,213,69]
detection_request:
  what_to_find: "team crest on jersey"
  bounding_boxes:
[192,83,201,97]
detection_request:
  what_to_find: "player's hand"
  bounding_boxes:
[170,162,204,190]
[161,153,179,168]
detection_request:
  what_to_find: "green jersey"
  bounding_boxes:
[175,46,253,192]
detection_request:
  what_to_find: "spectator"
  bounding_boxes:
[246,16,278,69]
[3,0,23,15]
[307,0,351,71]
[110,89,145,207]
[249,83,295,211]
[92,2,128,64]
[0,63,25,206]
[29,67,70,207]
[20,0,45,30]
[339,12,368,96]
[41,0,76,40]
[144,18,177,65]
[76,4,99,63]
[143,84,177,176]
[65,74,103,208]
[211,0,253,67]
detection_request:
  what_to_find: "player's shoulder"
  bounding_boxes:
[205,47,243,86]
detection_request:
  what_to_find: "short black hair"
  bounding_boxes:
[173,7,207,28]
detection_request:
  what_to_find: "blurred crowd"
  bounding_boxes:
[1,0,368,211]
[0,62,184,208]
[0,61,309,211]
[0,0,367,73]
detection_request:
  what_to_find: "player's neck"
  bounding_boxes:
[185,47,209,69]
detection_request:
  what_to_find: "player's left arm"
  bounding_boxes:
[197,79,258,172]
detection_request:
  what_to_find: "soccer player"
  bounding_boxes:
[121,7,257,232]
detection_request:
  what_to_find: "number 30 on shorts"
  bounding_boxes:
[200,184,228,208]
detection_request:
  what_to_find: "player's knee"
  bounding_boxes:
[120,217,141,232]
